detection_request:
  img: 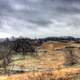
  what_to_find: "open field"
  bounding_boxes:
[0,41,80,80]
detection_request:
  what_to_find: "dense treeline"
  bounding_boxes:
[37,36,80,43]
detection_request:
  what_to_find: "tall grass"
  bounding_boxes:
[7,67,80,80]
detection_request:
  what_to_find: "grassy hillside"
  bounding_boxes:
[0,41,80,80]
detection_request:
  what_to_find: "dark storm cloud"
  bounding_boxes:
[28,19,52,26]
[0,0,80,38]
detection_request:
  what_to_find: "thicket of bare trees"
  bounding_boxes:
[0,38,37,74]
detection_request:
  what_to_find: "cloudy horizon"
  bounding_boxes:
[0,0,80,38]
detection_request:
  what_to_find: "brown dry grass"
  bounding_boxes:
[0,41,80,80]
[41,41,67,50]
[10,50,66,69]
[0,67,79,80]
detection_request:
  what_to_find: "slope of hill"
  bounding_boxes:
[0,38,80,80]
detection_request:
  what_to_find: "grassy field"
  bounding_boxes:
[0,41,80,80]
[3,52,80,80]
[10,51,66,69]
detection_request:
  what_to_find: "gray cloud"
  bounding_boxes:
[0,0,80,38]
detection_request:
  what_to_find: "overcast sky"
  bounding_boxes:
[0,0,80,38]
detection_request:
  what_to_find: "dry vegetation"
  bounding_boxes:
[0,41,80,80]
[0,67,80,80]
